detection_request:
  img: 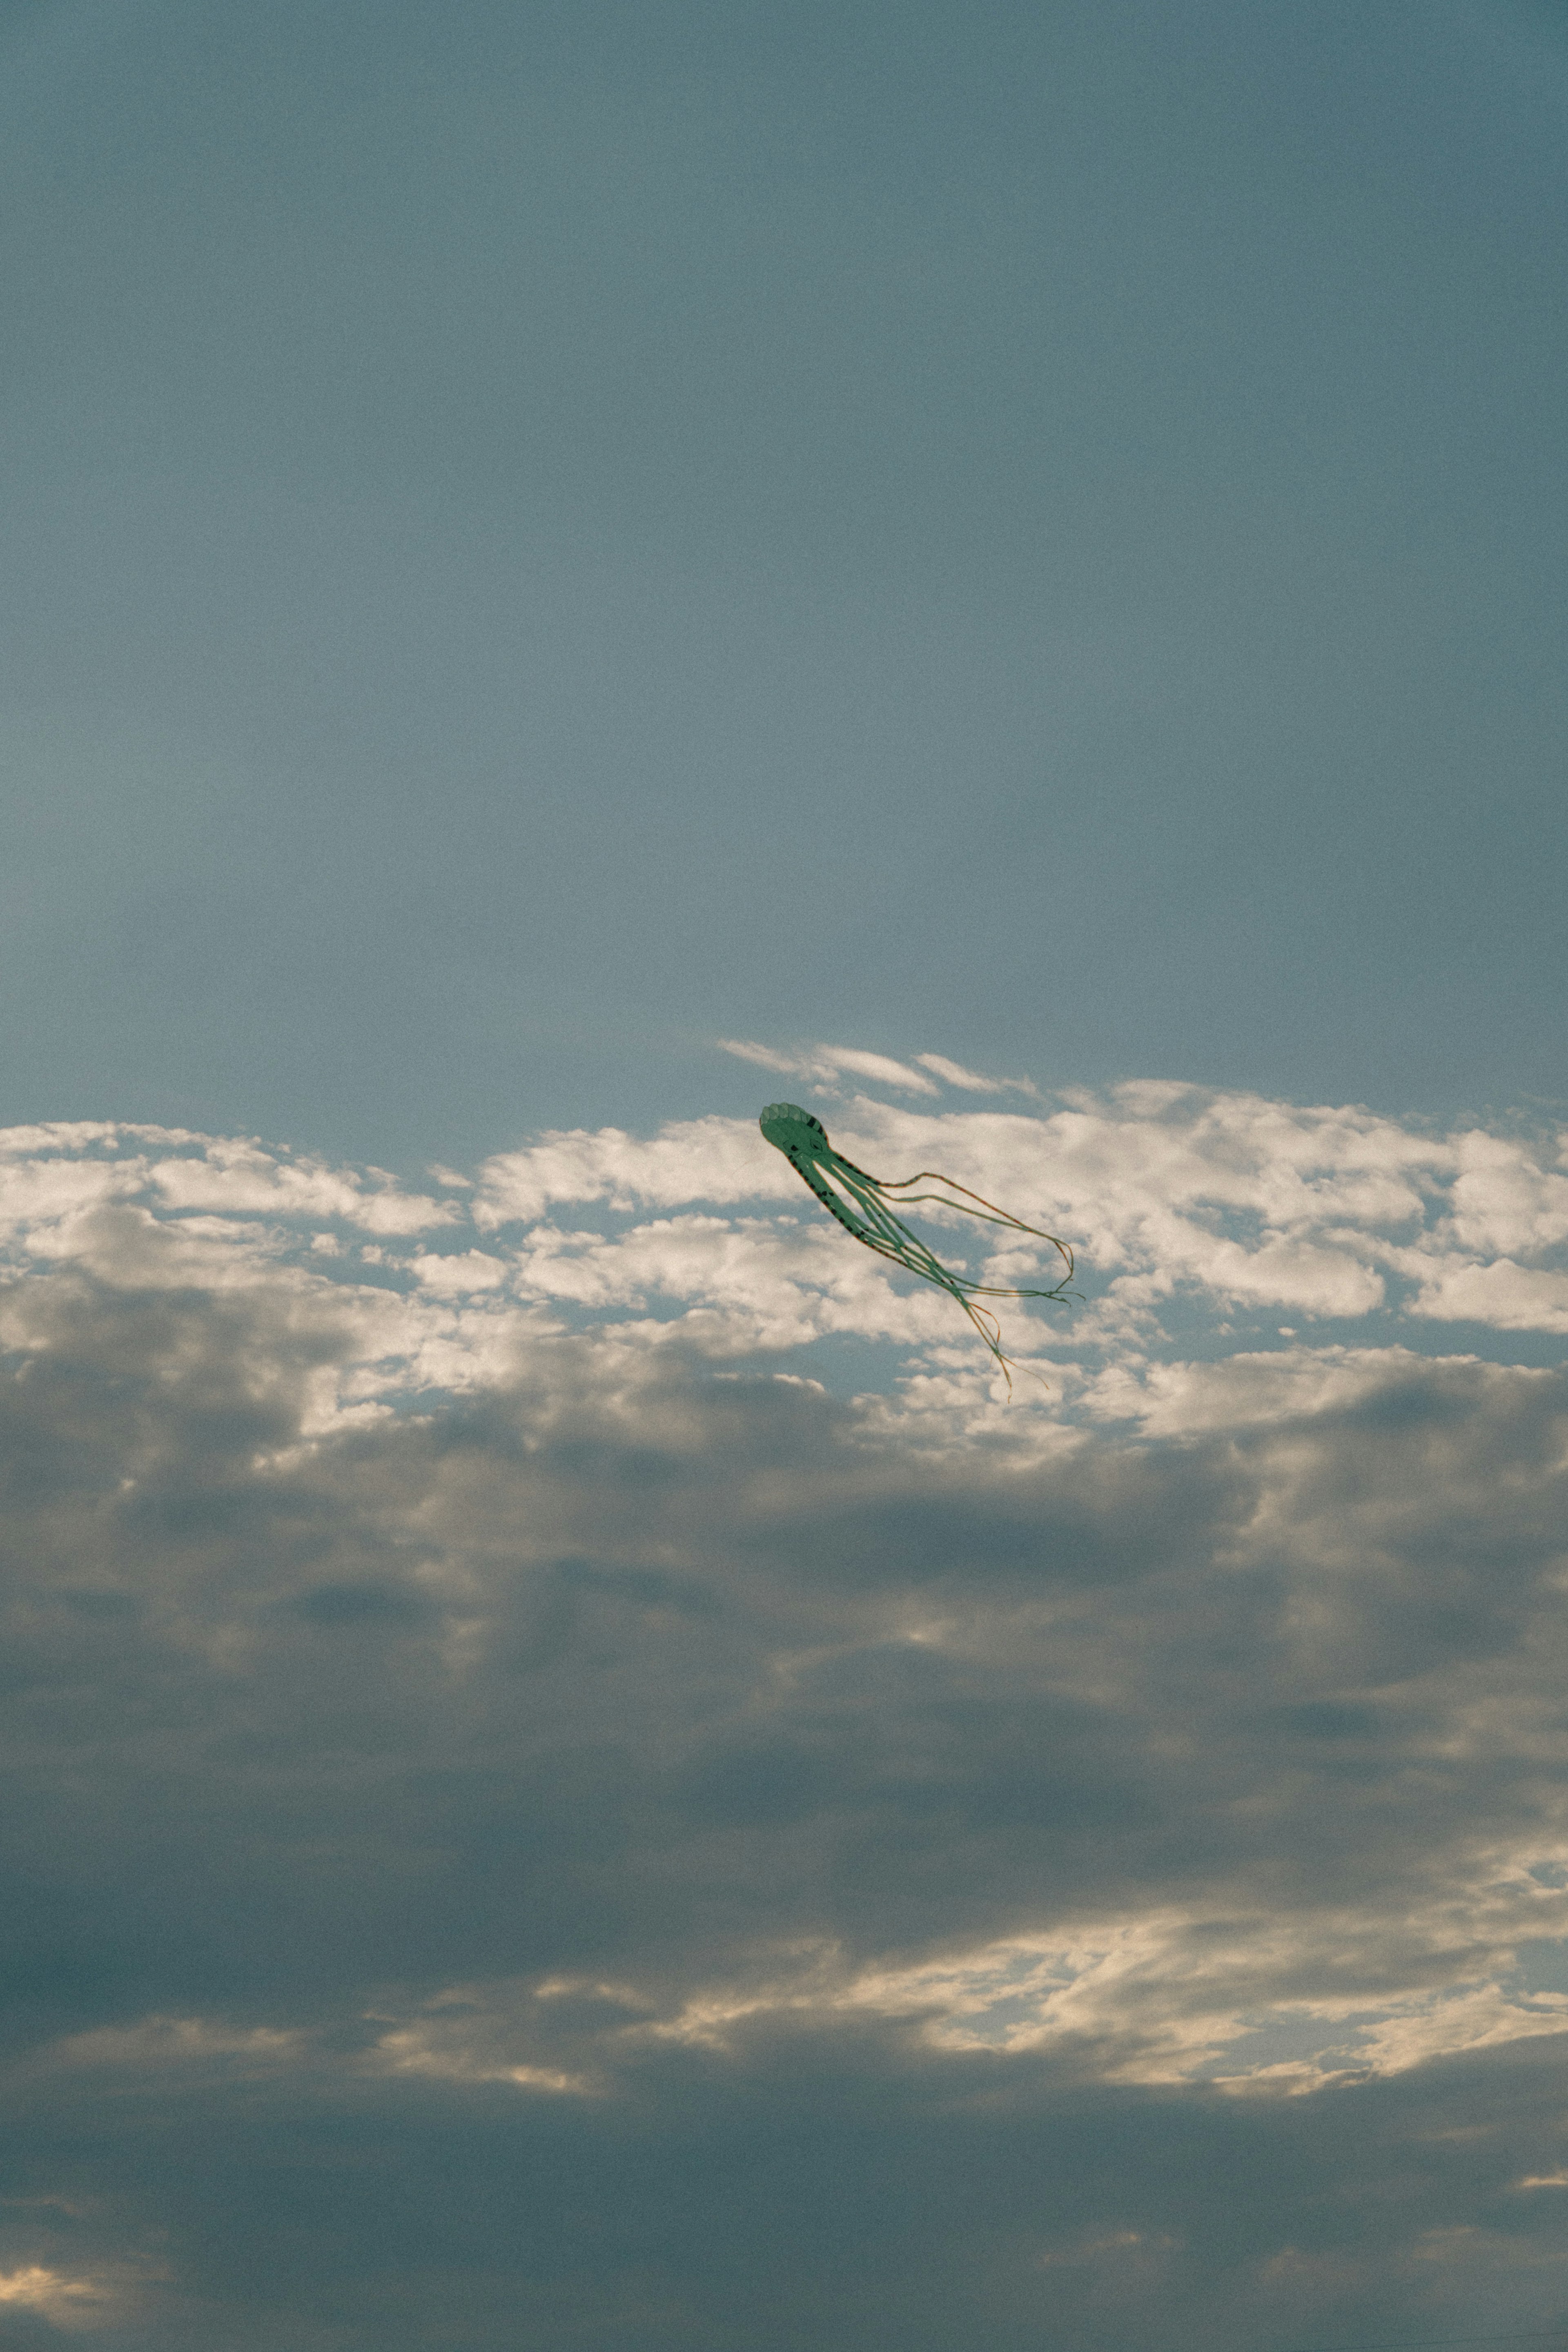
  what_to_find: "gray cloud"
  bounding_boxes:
[3,1184,1568,2344]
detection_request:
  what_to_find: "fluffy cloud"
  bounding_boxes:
[9,1072,1565,1437]
[3,1083,1568,2346]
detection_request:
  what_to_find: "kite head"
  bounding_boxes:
[759,1102,830,1162]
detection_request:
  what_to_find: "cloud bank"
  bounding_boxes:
[3,1070,1568,2348]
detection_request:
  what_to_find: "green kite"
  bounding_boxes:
[760,1102,1075,1393]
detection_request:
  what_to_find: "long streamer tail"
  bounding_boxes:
[805,1149,1075,1396]
[757,1105,1076,1397]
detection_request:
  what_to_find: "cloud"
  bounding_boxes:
[55,2018,306,2072]
[718,1039,1042,1100]
[7,1087,1564,1446]
[913,1053,1040,1096]
[717,1038,943,1095]
[3,1089,1568,2344]
[472,1112,790,1226]
[0,1124,457,1250]
[1406,1256,1568,1331]
[710,1039,1044,1101]
[0,2266,117,2328]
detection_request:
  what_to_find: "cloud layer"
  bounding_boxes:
[3,1074,1568,2347]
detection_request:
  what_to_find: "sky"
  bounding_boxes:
[2,4,1568,2348]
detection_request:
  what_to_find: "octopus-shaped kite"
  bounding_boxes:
[760,1102,1074,1393]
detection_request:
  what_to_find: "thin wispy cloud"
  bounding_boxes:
[717,1038,944,1095]
[717,1038,1042,1099]
[913,1051,1040,1096]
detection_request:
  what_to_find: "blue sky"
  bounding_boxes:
[4,0,1566,1163]
[3,6,1568,2349]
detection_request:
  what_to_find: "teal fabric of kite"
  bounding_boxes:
[760,1103,1074,1392]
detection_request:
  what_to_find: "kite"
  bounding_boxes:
[759,1101,1075,1393]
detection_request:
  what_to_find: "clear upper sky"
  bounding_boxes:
[4,0,1564,1168]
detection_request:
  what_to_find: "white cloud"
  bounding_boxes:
[1444,1130,1568,1256]
[361,2027,594,2098]
[0,1084,1561,1450]
[410,1250,511,1294]
[716,1038,942,1095]
[721,1039,1040,1099]
[56,2017,305,2070]
[0,1123,454,1253]
[1406,1257,1568,1332]
[0,2265,116,2324]
[466,1086,1568,1417]
[147,1141,454,1234]
[914,1052,1040,1095]
[473,1114,788,1226]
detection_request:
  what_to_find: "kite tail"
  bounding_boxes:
[758,1103,1076,1398]
[819,1149,1075,1304]
[804,1148,1070,1395]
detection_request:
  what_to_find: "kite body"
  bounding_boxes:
[759,1102,1074,1392]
